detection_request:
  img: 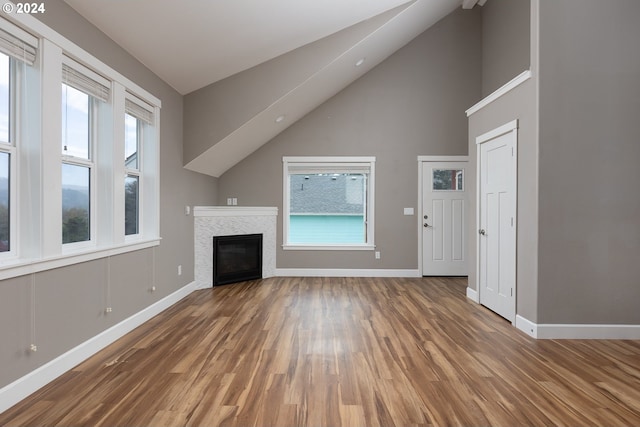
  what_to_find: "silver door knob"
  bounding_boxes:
[424,223,431,228]
[478,229,486,235]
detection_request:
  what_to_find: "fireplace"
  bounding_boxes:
[212,234,263,286]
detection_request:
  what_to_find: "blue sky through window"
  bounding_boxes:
[125,113,138,169]
[0,53,9,144]
[61,83,89,159]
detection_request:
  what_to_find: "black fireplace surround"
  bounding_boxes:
[212,234,263,286]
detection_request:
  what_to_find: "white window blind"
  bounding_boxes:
[125,95,154,125]
[285,157,375,175]
[287,163,372,175]
[0,26,37,65]
[62,63,110,103]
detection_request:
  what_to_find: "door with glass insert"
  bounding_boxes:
[422,161,467,276]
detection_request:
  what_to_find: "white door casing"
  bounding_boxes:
[476,121,517,323]
[419,157,468,276]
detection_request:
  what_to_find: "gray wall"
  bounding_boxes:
[0,0,217,389]
[481,0,530,96]
[467,79,539,322]
[468,0,538,321]
[183,7,403,165]
[537,0,640,324]
[217,8,482,270]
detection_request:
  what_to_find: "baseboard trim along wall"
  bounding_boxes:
[466,286,479,303]
[516,315,640,339]
[0,281,199,415]
[515,315,538,338]
[275,268,421,278]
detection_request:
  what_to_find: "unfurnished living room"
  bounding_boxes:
[0,0,639,426]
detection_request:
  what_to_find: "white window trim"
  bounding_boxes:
[7,12,160,107]
[282,156,375,251]
[0,14,162,279]
[0,238,160,280]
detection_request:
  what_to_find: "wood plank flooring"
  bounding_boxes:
[1,276,639,426]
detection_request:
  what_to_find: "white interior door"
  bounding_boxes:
[477,124,517,322]
[421,161,467,276]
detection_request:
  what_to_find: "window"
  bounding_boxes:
[124,95,154,237]
[0,151,9,252]
[283,157,375,250]
[0,23,35,257]
[0,53,11,253]
[61,82,92,245]
[61,61,109,245]
[124,112,139,235]
[0,15,161,278]
[0,52,9,143]
[432,169,463,191]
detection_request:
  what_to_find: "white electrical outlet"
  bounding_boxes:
[375,251,381,259]
[185,205,190,215]
[232,198,238,205]
[227,198,233,205]
[178,265,182,276]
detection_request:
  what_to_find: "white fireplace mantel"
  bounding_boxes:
[194,206,278,217]
[194,206,278,288]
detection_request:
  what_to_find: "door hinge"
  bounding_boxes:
[511,217,514,227]
[511,288,513,297]
[512,147,514,156]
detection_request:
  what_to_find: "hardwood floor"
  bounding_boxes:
[1,277,639,426]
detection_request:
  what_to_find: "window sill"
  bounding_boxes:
[0,237,161,281]
[282,244,375,251]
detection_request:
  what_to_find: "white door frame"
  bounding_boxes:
[475,120,518,323]
[417,155,469,276]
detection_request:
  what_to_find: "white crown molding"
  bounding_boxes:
[466,69,532,117]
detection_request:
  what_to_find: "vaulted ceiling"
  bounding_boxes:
[64,0,468,177]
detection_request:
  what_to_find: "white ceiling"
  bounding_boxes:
[62,0,432,95]
[63,0,466,177]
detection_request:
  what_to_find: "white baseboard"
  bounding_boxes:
[0,281,199,415]
[516,315,640,339]
[275,268,421,278]
[515,315,538,338]
[537,324,640,340]
[466,286,479,303]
